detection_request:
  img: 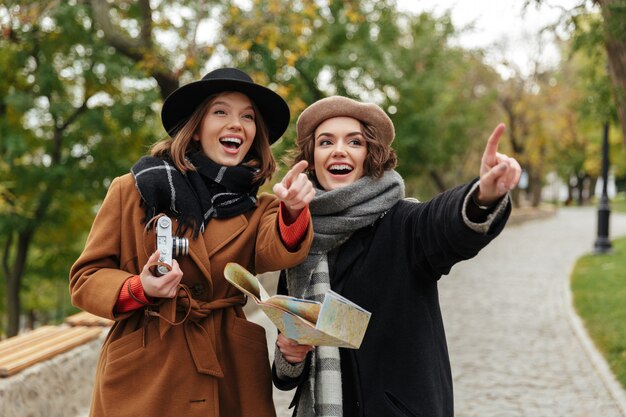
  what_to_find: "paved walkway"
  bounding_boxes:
[441,206,626,417]
[247,206,626,417]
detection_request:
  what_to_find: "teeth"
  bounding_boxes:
[220,137,242,145]
[329,164,352,171]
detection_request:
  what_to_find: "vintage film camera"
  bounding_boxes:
[155,215,189,276]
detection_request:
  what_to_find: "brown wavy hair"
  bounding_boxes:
[150,92,276,184]
[292,119,397,180]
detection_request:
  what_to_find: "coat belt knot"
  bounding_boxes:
[147,284,246,377]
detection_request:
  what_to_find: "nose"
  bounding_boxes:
[227,116,242,131]
[331,142,347,157]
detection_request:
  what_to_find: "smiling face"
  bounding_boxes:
[192,91,256,166]
[313,116,368,191]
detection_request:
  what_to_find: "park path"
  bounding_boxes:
[439,206,626,417]
[246,206,626,417]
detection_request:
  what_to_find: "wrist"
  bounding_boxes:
[471,193,494,211]
[127,276,155,306]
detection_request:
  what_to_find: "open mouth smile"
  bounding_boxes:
[219,137,243,151]
[327,163,354,175]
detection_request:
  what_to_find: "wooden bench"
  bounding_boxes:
[64,311,114,327]
[0,312,112,378]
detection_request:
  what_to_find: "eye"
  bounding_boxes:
[242,113,255,121]
[317,138,333,147]
[213,109,226,115]
[349,137,364,146]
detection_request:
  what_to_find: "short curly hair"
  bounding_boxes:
[292,119,397,180]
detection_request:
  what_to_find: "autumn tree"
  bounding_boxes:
[0,2,159,336]
[528,0,626,145]
[219,0,501,195]
[0,0,526,336]
[549,32,626,203]
[87,0,227,99]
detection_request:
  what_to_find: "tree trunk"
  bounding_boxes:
[527,167,543,208]
[597,0,626,145]
[3,230,34,336]
[1,89,86,335]
[428,170,447,193]
[6,271,21,337]
[575,174,588,205]
[89,0,180,99]
[566,180,574,206]
[27,310,36,330]
[589,177,598,203]
[2,185,53,336]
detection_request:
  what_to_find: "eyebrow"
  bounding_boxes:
[211,100,255,112]
[316,131,363,139]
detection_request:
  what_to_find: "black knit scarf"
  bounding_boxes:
[130,152,260,238]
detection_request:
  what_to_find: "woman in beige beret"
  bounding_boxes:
[70,68,316,417]
[271,96,521,417]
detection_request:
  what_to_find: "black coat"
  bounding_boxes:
[273,180,510,417]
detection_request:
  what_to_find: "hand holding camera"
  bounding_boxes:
[140,250,183,299]
[139,215,188,299]
[155,216,188,276]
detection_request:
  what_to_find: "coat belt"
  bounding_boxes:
[147,285,246,377]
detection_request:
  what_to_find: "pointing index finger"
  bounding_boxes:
[483,123,506,165]
[282,160,309,187]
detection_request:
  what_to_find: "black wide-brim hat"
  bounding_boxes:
[161,68,290,144]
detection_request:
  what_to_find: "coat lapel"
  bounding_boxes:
[171,214,247,299]
[204,214,248,258]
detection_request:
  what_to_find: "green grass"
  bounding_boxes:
[611,192,626,213]
[571,236,626,389]
[585,192,626,213]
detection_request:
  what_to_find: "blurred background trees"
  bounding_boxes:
[0,0,624,336]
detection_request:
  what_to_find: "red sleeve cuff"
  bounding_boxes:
[278,202,310,251]
[115,275,151,313]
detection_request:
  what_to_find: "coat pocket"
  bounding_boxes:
[105,326,145,367]
[231,316,268,352]
[384,390,421,417]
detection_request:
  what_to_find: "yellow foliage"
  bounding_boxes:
[287,53,297,67]
[292,21,305,37]
[185,55,196,68]
[297,40,309,55]
[290,97,308,115]
[229,6,241,17]
[345,9,364,24]
[302,4,319,19]
[276,84,292,99]
[268,0,281,14]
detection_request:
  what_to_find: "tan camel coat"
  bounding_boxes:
[70,173,313,417]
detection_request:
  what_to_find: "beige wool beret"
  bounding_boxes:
[296,96,395,146]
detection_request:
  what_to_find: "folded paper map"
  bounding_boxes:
[224,263,371,349]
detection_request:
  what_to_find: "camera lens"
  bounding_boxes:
[173,237,189,257]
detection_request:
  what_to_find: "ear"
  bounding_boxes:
[192,132,200,142]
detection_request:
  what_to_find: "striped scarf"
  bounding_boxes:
[131,152,259,238]
[285,170,405,417]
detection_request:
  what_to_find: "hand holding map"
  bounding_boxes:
[224,263,371,349]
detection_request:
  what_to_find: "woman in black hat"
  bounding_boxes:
[70,68,314,417]
[271,96,521,417]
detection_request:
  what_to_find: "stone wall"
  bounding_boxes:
[0,333,105,417]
